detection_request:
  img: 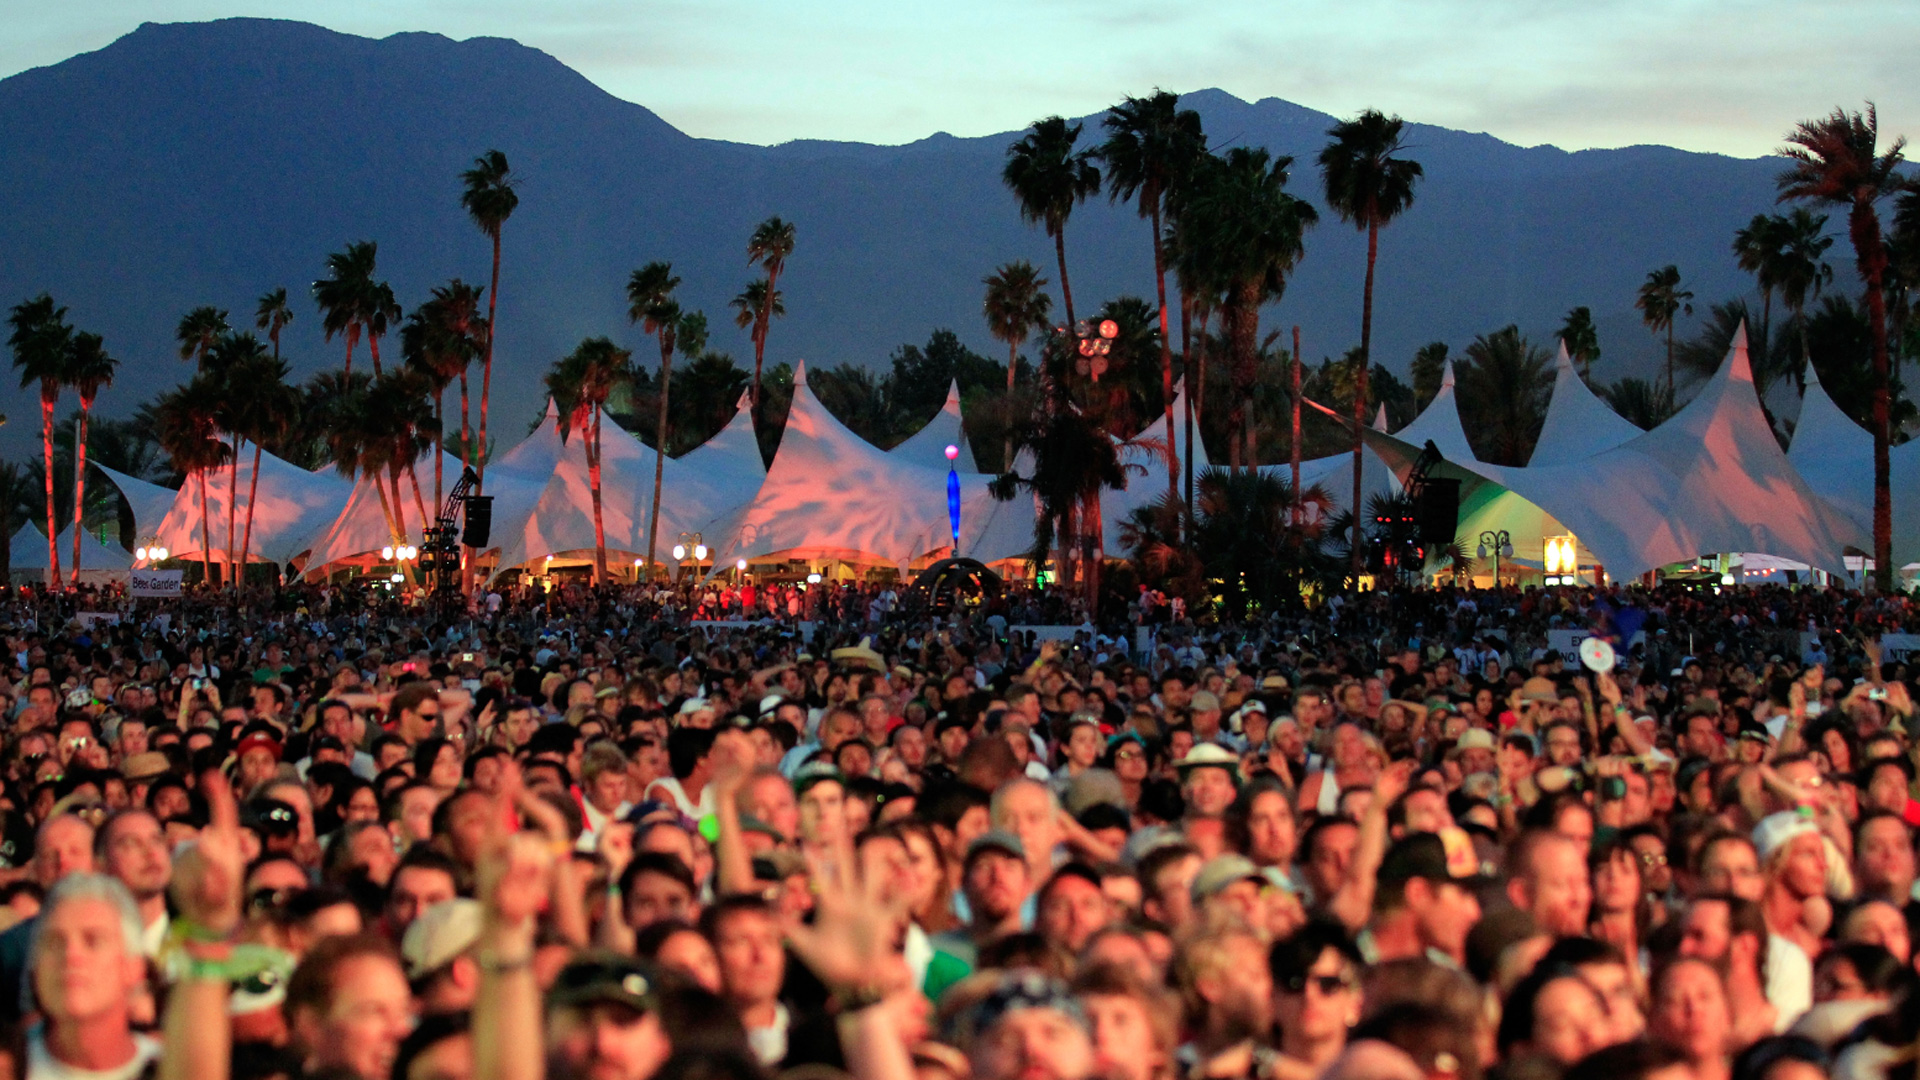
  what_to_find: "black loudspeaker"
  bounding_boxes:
[461,496,494,548]
[1414,479,1460,543]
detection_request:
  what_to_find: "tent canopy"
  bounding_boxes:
[1392,360,1479,465]
[154,443,354,565]
[94,466,179,543]
[10,522,130,573]
[1530,342,1644,466]
[1786,365,1920,566]
[889,380,978,473]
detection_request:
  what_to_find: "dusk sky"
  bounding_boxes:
[4,0,1917,156]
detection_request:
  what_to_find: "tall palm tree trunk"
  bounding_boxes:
[1194,308,1210,484]
[1151,209,1177,497]
[1858,212,1894,592]
[752,270,780,406]
[1081,491,1103,616]
[389,467,418,587]
[1053,228,1077,329]
[369,332,383,378]
[1005,339,1019,472]
[371,473,412,586]
[433,391,445,511]
[239,445,263,574]
[40,397,60,589]
[1181,292,1195,521]
[1291,326,1303,527]
[1350,220,1380,584]
[343,333,356,377]
[480,234,501,484]
[646,341,673,577]
[227,434,241,588]
[589,406,607,587]
[71,404,91,584]
[197,472,212,588]
[1057,502,1077,593]
[407,463,430,542]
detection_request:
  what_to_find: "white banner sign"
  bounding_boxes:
[130,569,183,597]
[1546,628,1645,665]
[1880,634,1920,663]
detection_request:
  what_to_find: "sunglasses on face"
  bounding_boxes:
[1286,973,1355,995]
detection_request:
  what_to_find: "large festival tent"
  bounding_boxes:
[1786,364,1920,569]
[148,443,355,566]
[8,522,131,583]
[297,449,470,575]
[710,362,1029,572]
[1101,383,1208,551]
[888,380,978,473]
[95,465,181,544]
[1357,328,1866,579]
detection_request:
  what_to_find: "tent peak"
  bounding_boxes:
[1727,322,1754,385]
[1440,359,1455,388]
[792,360,808,386]
[1554,340,1574,370]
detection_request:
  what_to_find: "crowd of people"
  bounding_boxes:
[0,576,1917,1080]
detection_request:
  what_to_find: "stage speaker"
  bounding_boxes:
[461,496,494,548]
[1414,479,1459,543]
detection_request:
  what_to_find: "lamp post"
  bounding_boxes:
[945,444,962,556]
[1476,529,1513,586]
[133,536,168,565]
[670,533,706,583]
[1070,318,1120,382]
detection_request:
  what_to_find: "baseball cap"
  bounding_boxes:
[547,953,659,1014]
[402,899,482,980]
[965,829,1026,866]
[234,731,283,762]
[1751,811,1819,863]
[791,763,845,799]
[1190,854,1266,902]
[962,972,1088,1043]
[1378,828,1492,887]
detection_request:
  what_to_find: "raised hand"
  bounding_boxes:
[171,770,244,937]
[785,847,912,997]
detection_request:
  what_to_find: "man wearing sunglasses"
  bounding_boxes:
[1270,919,1363,1078]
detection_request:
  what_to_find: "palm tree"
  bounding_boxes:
[1410,341,1449,407]
[461,150,519,486]
[1733,215,1786,355]
[402,281,485,506]
[207,332,276,577]
[8,295,72,587]
[255,288,293,360]
[546,338,631,585]
[313,242,379,374]
[1178,148,1318,473]
[176,306,230,368]
[1456,326,1553,465]
[1318,110,1424,582]
[982,261,1053,469]
[1165,214,1226,514]
[64,332,117,583]
[225,353,298,576]
[361,277,401,378]
[1778,104,1908,591]
[628,261,683,577]
[1557,307,1601,380]
[151,374,231,586]
[744,218,795,406]
[1636,265,1694,399]
[1773,207,1836,369]
[730,278,785,387]
[0,462,34,579]
[1004,116,1101,328]
[1605,377,1674,430]
[1101,91,1206,497]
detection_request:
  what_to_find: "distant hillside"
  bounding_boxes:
[0,18,1792,459]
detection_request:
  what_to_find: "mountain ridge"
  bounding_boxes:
[0,17,1791,461]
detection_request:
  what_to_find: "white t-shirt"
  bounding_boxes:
[745,1004,791,1066]
[1765,932,1814,1031]
[646,776,714,820]
[26,1029,160,1080]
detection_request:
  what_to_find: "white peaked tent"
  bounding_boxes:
[1372,404,1389,432]
[1787,365,1920,567]
[479,400,569,560]
[1530,342,1644,465]
[1392,360,1480,464]
[1102,383,1208,549]
[1276,447,1402,520]
[298,450,466,574]
[674,391,770,543]
[890,380,978,472]
[9,522,130,581]
[95,466,179,543]
[714,362,1007,569]
[493,400,565,480]
[153,444,355,565]
[500,413,653,571]
[1364,327,1864,578]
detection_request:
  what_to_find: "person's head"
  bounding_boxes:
[793,767,847,845]
[963,832,1033,927]
[545,954,673,1080]
[1176,927,1272,1040]
[1070,963,1176,1080]
[389,683,443,745]
[287,933,416,1080]
[1648,958,1731,1068]
[1225,776,1296,869]
[992,778,1062,878]
[1695,833,1764,902]
[632,921,721,995]
[699,897,784,1010]
[96,808,170,903]
[966,973,1096,1080]
[1752,813,1826,902]
[1838,900,1911,965]
[34,813,97,887]
[582,743,632,813]
[1177,757,1238,821]
[1269,920,1362,1053]
[1506,829,1591,938]
[1374,831,1484,961]
[1036,864,1109,954]
[1678,894,1768,983]
[1853,811,1917,902]
[1137,842,1203,931]
[387,848,460,934]
[619,852,699,931]
[664,727,716,782]
[29,873,145,1029]
[1498,965,1611,1066]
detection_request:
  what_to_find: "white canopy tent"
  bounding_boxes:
[1102,382,1207,550]
[1391,360,1480,465]
[1786,365,1920,568]
[9,522,130,582]
[1359,327,1864,579]
[152,443,355,566]
[713,362,1012,571]
[1529,342,1644,466]
[889,380,978,473]
[95,465,180,544]
[298,450,466,574]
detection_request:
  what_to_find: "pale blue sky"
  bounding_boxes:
[3,0,1916,156]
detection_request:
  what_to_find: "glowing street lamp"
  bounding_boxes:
[134,536,168,563]
[1069,318,1120,381]
[945,444,962,555]
[1476,529,1513,584]
[1543,535,1577,585]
